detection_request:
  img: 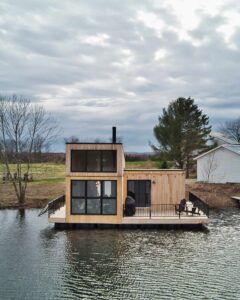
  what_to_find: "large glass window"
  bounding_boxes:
[72,198,85,214]
[102,150,117,172]
[87,198,101,214]
[87,151,101,172]
[71,150,117,172]
[87,181,101,197]
[72,180,85,197]
[71,150,86,172]
[71,180,117,215]
[102,198,116,215]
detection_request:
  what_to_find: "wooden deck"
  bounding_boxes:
[122,216,209,225]
[231,196,240,208]
[48,204,209,225]
[48,205,66,223]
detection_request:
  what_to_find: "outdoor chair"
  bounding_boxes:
[175,199,187,214]
[176,199,201,216]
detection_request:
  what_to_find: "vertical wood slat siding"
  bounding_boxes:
[64,143,185,224]
[65,144,124,224]
[123,171,185,206]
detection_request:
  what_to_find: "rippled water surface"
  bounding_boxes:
[0,209,240,299]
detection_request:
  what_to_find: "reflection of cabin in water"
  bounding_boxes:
[43,127,209,227]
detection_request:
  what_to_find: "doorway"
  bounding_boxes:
[127,180,151,207]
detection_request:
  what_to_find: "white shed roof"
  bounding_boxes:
[210,132,235,144]
[194,144,240,160]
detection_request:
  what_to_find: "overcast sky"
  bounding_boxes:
[1,0,240,152]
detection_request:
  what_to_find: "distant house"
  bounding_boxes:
[195,144,240,183]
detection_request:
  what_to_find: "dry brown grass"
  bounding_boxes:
[0,181,65,209]
[0,162,65,209]
[0,161,165,209]
[186,181,240,208]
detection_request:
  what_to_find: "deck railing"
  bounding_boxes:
[123,204,181,218]
[38,195,65,217]
[48,195,65,217]
[189,192,209,217]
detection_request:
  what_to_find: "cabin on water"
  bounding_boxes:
[44,127,209,227]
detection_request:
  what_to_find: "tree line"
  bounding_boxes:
[1,94,239,205]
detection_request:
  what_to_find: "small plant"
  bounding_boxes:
[161,161,168,169]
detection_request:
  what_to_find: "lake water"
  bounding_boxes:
[0,209,240,300]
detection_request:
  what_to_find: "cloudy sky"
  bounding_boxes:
[1,0,240,151]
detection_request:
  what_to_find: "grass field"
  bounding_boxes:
[0,163,65,183]
[2,162,236,209]
[0,160,165,208]
[0,163,65,208]
[126,160,161,169]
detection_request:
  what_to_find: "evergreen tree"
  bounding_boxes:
[152,97,211,177]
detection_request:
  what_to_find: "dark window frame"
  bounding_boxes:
[127,180,151,207]
[71,180,117,215]
[71,150,117,173]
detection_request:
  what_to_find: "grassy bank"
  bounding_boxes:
[0,161,163,209]
[0,163,65,209]
[2,162,238,209]
[186,180,240,208]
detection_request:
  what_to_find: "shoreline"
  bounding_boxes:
[1,181,240,210]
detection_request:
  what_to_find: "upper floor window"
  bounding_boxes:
[71,150,117,172]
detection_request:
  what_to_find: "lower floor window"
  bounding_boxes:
[71,180,117,215]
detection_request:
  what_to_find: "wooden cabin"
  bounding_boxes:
[47,128,209,227]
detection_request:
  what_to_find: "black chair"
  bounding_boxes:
[175,199,187,215]
[124,196,136,216]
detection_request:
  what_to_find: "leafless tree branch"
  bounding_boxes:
[0,95,59,205]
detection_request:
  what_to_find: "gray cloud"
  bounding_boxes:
[0,0,240,151]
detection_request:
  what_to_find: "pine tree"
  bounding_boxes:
[152,97,211,178]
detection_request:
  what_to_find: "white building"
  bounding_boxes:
[210,132,235,146]
[195,144,240,183]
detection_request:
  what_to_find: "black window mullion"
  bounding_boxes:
[85,151,87,172]
[85,180,87,214]
[100,151,103,172]
[101,181,103,214]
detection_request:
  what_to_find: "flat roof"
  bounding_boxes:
[124,169,184,172]
[65,142,122,145]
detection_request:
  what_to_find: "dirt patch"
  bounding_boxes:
[186,181,240,208]
[0,182,65,209]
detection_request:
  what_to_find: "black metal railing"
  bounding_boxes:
[38,195,65,217]
[123,204,181,218]
[48,195,65,217]
[189,192,209,217]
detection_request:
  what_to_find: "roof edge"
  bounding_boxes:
[65,142,122,145]
[124,168,184,172]
[194,144,240,160]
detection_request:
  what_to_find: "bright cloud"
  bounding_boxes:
[0,0,240,151]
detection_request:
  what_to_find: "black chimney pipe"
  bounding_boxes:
[112,126,116,143]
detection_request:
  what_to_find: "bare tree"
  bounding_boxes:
[0,95,59,206]
[64,136,80,143]
[201,152,218,182]
[220,117,240,143]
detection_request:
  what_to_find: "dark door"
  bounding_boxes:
[127,180,151,207]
